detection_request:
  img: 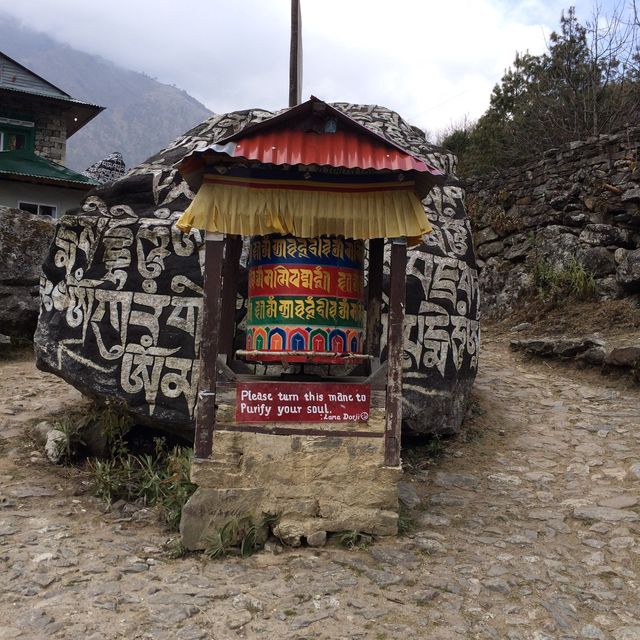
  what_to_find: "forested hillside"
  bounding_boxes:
[441,4,640,176]
[0,15,213,171]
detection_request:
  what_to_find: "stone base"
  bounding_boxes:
[180,430,401,550]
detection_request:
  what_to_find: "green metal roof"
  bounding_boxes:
[0,149,99,189]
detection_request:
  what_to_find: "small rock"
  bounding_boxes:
[8,486,56,498]
[264,541,283,554]
[366,569,403,586]
[414,536,445,555]
[613,627,640,640]
[488,473,522,485]
[575,423,614,432]
[510,322,532,333]
[580,223,632,248]
[414,589,439,605]
[614,247,628,264]
[0,522,18,536]
[628,463,640,479]
[609,536,635,549]
[32,573,57,588]
[581,624,605,640]
[581,247,617,276]
[370,547,417,567]
[290,611,332,630]
[576,346,606,365]
[598,495,638,509]
[483,578,511,595]
[32,420,54,444]
[232,593,264,612]
[528,509,564,521]
[616,249,640,292]
[433,472,479,489]
[621,186,640,202]
[573,506,639,523]
[306,530,327,547]
[398,481,421,509]
[415,513,450,527]
[44,430,67,463]
[32,552,55,564]
[604,346,640,368]
[226,611,252,630]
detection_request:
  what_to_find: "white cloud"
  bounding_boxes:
[1,0,604,136]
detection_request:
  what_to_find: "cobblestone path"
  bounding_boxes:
[1,337,639,640]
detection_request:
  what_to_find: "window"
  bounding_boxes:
[3,131,27,150]
[0,119,34,152]
[18,202,57,217]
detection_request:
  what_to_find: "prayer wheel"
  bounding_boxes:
[244,234,366,364]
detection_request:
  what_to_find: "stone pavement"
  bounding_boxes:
[0,337,639,639]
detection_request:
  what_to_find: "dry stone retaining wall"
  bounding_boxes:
[0,206,55,339]
[466,127,640,316]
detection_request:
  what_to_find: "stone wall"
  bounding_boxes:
[2,93,67,163]
[181,401,400,550]
[0,206,55,339]
[466,127,640,316]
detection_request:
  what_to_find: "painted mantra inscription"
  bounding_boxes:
[235,382,370,423]
[246,234,366,357]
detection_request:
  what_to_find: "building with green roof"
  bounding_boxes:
[0,51,104,217]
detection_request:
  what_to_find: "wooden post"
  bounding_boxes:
[366,238,384,363]
[194,233,225,459]
[289,0,302,107]
[218,235,242,362]
[384,237,407,467]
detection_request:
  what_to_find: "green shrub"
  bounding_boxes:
[89,443,196,531]
[532,257,596,303]
[204,513,275,559]
[336,530,374,549]
[51,416,86,462]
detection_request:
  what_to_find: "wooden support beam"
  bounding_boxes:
[384,238,407,467]
[194,233,225,459]
[366,238,384,365]
[289,0,302,107]
[218,234,242,362]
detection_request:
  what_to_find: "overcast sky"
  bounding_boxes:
[1,0,613,138]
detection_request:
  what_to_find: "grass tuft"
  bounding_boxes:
[89,443,196,531]
[336,530,374,549]
[203,512,278,560]
[532,257,597,303]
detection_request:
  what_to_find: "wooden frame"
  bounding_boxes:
[193,233,225,458]
[218,234,242,362]
[384,238,407,466]
[194,235,408,468]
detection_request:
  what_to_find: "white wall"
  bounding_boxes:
[0,180,87,218]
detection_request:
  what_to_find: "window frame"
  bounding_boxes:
[0,115,35,152]
[18,201,58,217]
[0,126,32,151]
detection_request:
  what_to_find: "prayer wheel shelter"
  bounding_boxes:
[176,97,445,548]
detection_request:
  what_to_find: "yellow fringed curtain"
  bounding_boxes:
[176,175,431,244]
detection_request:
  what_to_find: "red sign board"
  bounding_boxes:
[235,381,370,423]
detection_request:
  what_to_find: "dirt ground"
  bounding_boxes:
[1,331,640,639]
[489,297,640,344]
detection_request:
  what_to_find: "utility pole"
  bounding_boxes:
[289,0,302,107]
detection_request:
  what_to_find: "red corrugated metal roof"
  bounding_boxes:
[228,129,433,173]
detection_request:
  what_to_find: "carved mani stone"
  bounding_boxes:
[35,104,479,439]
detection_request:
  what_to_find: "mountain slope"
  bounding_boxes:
[0,15,213,171]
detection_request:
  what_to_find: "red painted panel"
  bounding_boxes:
[235,381,370,423]
[231,129,435,173]
[248,264,363,299]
